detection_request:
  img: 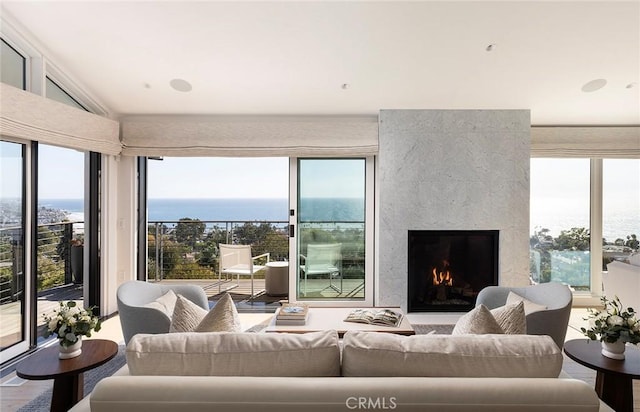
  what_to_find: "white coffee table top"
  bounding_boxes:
[264,307,415,337]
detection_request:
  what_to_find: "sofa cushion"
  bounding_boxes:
[341,331,562,378]
[452,304,504,335]
[490,301,526,334]
[126,330,341,377]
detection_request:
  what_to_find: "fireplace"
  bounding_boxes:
[407,230,499,312]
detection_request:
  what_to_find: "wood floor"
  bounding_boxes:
[1,299,638,412]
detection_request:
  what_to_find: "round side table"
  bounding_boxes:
[265,261,288,296]
[16,339,118,412]
[564,339,640,412]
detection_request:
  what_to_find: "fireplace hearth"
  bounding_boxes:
[408,230,499,312]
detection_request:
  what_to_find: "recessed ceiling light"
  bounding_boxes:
[341,83,350,90]
[170,78,192,92]
[581,78,607,93]
[485,44,496,52]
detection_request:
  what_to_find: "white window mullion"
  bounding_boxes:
[590,158,603,298]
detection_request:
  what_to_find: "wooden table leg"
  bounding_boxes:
[50,373,84,412]
[595,370,633,412]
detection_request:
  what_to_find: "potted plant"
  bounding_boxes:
[42,300,101,359]
[581,296,640,360]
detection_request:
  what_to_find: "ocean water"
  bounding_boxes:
[40,198,289,222]
[38,198,637,239]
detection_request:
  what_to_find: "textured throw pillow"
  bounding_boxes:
[143,289,177,317]
[195,292,242,332]
[506,291,547,315]
[490,301,526,334]
[452,304,504,335]
[169,294,208,333]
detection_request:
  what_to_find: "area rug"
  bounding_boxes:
[17,345,126,412]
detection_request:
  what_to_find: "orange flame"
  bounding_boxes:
[431,261,453,286]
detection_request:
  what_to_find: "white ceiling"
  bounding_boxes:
[1,1,639,125]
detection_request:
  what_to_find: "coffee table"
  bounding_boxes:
[16,339,118,412]
[564,339,640,412]
[264,307,415,337]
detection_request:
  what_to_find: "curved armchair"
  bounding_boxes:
[117,280,209,344]
[476,282,572,348]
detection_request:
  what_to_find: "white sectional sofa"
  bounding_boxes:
[70,330,611,412]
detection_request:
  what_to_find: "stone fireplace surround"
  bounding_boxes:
[376,110,531,313]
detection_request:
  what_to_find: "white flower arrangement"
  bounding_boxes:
[42,301,102,347]
[581,296,640,344]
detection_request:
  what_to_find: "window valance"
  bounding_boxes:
[0,83,120,155]
[120,115,379,157]
[531,126,640,158]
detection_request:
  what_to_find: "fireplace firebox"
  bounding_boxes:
[408,230,499,312]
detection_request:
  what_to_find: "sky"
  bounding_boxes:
[148,157,289,199]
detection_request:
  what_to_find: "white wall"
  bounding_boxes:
[376,110,531,311]
[100,155,137,315]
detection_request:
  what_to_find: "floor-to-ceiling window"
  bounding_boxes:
[35,144,85,341]
[0,140,28,359]
[602,159,640,267]
[291,158,374,305]
[145,157,289,289]
[1,33,100,363]
[530,159,591,290]
[1,37,31,362]
[530,158,640,294]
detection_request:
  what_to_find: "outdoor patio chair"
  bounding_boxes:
[475,282,572,348]
[116,280,209,344]
[218,244,270,300]
[300,243,342,296]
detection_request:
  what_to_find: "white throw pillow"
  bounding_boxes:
[195,292,242,332]
[169,294,208,333]
[452,304,504,335]
[170,293,242,333]
[142,289,177,317]
[506,291,547,315]
[490,301,526,334]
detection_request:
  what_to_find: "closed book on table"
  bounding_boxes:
[277,303,309,320]
[275,317,308,326]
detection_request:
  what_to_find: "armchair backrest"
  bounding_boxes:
[306,243,341,270]
[219,244,254,271]
[476,282,572,348]
[116,280,208,344]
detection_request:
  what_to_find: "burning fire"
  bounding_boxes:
[432,261,453,286]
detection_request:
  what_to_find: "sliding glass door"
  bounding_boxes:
[290,158,374,305]
[0,139,30,362]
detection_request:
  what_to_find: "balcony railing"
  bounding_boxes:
[0,221,84,305]
[148,220,289,281]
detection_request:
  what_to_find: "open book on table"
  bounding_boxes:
[344,308,403,327]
